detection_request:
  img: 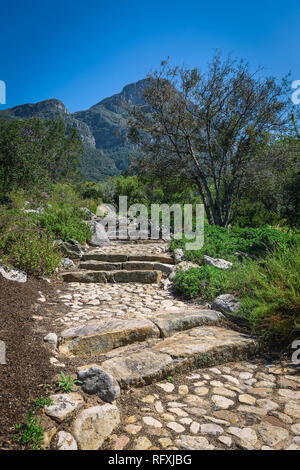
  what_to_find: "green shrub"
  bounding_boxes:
[170,223,298,263]
[0,210,61,276]
[173,266,230,300]
[229,243,300,345]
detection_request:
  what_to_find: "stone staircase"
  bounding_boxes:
[60,250,175,284]
[57,240,258,389]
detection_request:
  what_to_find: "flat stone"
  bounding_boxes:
[167,422,185,433]
[73,404,120,450]
[238,405,268,416]
[61,270,162,284]
[110,434,130,450]
[238,394,256,405]
[175,435,214,450]
[128,254,175,264]
[125,424,142,435]
[57,431,78,450]
[135,436,152,450]
[178,385,189,395]
[194,387,209,396]
[190,422,200,434]
[101,350,174,388]
[151,310,222,338]
[256,399,279,411]
[59,318,159,356]
[78,261,122,271]
[228,427,257,446]
[157,382,174,392]
[143,417,162,428]
[212,387,236,398]
[158,437,174,449]
[284,401,300,419]
[256,422,290,446]
[278,389,300,400]
[202,255,233,270]
[212,395,234,409]
[211,294,241,314]
[152,326,257,370]
[291,424,300,435]
[45,393,84,422]
[200,423,224,436]
[141,395,156,403]
[219,436,232,447]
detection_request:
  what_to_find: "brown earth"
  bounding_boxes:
[0,276,58,449]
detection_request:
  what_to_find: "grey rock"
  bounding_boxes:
[58,239,85,258]
[0,264,27,283]
[43,333,58,347]
[211,294,241,314]
[202,255,233,270]
[173,248,185,264]
[60,258,75,269]
[45,393,84,422]
[77,366,120,403]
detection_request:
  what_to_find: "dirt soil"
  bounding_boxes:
[0,276,58,449]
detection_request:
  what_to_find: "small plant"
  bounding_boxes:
[33,396,53,410]
[13,410,44,450]
[167,376,174,383]
[57,372,82,392]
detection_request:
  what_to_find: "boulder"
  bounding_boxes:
[202,255,233,270]
[0,264,27,283]
[77,366,120,403]
[211,294,241,314]
[57,239,85,258]
[72,404,120,450]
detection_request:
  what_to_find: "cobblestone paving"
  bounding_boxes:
[107,360,300,450]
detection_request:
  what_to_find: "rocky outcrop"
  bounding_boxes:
[211,294,241,314]
[202,255,233,270]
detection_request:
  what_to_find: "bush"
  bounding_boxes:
[173,266,230,300]
[38,184,93,244]
[229,243,300,345]
[0,210,61,276]
[170,223,298,263]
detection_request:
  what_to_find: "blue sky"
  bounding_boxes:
[0,0,299,112]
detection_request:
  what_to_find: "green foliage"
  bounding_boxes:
[14,410,44,450]
[38,184,93,244]
[170,223,298,263]
[57,372,82,392]
[33,397,54,410]
[229,243,300,345]
[173,266,230,300]
[0,209,62,276]
[0,118,82,198]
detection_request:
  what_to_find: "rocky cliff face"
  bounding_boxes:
[0,79,149,180]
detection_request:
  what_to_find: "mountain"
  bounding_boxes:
[0,79,149,181]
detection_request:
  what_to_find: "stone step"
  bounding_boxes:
[81,252,175,264]
[78,260,174,275]
[99,327,258,388]
[60,270,163,284]
[58,318,160,356]
[58,309,223,357]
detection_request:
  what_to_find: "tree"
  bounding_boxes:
[128,55,293,226]
[0,117,82,198]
